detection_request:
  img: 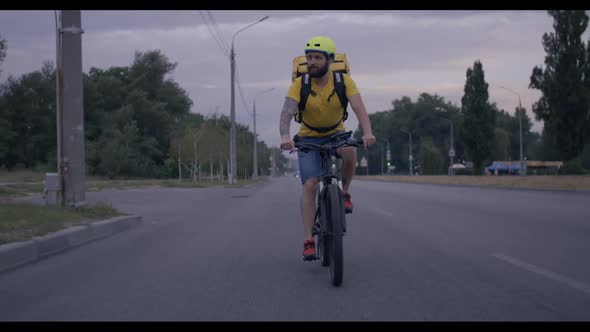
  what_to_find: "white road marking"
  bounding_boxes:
[493,253,590,296]
[375,208,393,218]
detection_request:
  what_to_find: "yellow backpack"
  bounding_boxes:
[291,54,351,133]
[291,53,350,82]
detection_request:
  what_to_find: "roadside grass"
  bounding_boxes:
[0,169,46,183]
[0,183,45,199]
[0,201,124,245]
[1,175,268,199]
[360,175,590,191]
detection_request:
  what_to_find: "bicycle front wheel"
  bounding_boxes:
[316,187,330,267]
[326,184,345,286]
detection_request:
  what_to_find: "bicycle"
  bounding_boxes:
[292,130,364,286]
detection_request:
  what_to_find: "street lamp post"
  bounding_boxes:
[229,15,269,184]
[409,132,413,176]
[386,140,391,174]
[495,85,525,176]
[381,143,384,176]
[435,106,455,176]
[253,87,274,179]
[379,139,391,176]
[401,130,413,176]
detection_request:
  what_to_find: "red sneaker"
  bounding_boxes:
[303,239,317,261]
[343,192,353,214]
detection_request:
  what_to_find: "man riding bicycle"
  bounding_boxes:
[279,36,376,260]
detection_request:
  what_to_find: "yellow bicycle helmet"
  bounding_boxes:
[304,36,336,60]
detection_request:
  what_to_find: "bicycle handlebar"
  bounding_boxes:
[292,131,364,154]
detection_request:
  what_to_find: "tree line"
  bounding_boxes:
[1,10,589,177]
[354,10,590,175]
[0,46,287,179]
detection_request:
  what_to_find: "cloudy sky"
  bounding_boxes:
[2,10,588,149]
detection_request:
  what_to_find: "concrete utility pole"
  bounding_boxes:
[56,10,86,207]
[229,15,269,184]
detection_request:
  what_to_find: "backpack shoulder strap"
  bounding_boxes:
[333,71,349,121]
[296,74,311,123]
[299,73,312,111]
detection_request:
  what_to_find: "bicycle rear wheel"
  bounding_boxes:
[326,184,344,286]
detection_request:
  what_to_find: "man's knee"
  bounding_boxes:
[302,178,319,194]
[338,147,356,165]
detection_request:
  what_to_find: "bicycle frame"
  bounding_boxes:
[317,150,343,201]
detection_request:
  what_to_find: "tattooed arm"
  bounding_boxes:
[279,97,298,150]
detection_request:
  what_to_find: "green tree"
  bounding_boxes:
[0,95,16,166]
[93,127,132,178]
[84,50,193,178]
[199,115,230,180]
[493,105,533,161]
[492,128,511,161]
[84,67,129,142]
[514,106,534,161]
[272,147,289,175]
[169,113,232,181]
[0,47,275,179]
[526,131,543,161]
[460,60,495,174]
[0,35,6,78]
[0,62,56,169]
[355,94,463,175]
[417,137,444,175]
[582,144,590,170]
[127,50,177,101]
[529,10,590,162]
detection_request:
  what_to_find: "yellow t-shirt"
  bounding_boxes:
[287,72,359,137]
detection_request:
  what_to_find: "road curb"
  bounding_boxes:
[0,215,142,274]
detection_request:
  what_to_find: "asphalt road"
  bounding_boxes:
[1,177,589,321]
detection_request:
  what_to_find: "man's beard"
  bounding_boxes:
[309,62,330,78]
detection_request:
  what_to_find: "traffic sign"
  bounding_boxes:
[449,148,455,158]
[360,157,368,167]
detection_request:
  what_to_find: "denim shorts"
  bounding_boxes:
[296,131,343,185]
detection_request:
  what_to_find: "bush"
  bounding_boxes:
[559,158,587,175]
[160,158,177,178]
[582,144,590,170]
[454,168,474,175]
[32,162,56,173]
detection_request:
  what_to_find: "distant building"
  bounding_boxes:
[487,160,563,175]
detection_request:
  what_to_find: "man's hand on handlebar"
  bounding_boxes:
[361,134,376,149]
[280,135,294,151]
